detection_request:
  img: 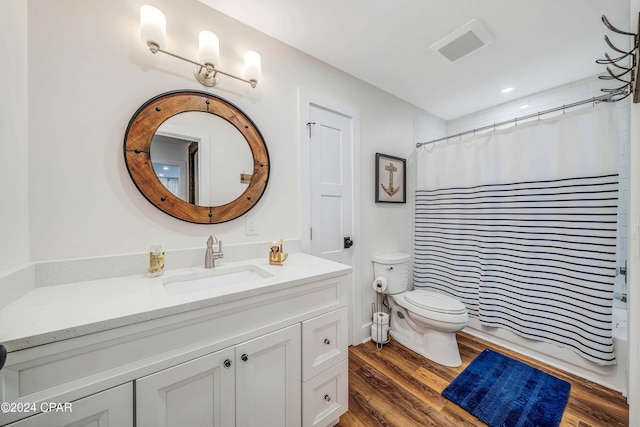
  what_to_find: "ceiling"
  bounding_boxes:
[199,0,631,120]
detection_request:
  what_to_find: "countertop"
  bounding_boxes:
[0,253,351,352]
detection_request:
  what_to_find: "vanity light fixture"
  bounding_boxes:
[140,5,261,88]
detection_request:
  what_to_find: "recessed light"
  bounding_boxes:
[501,87,514,94]
[158,173,164,177]
[520,104,529,109]
[163,166,170,170]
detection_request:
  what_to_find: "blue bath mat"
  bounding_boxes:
[442,349,570,427]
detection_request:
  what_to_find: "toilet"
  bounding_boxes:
[373,253,469,367]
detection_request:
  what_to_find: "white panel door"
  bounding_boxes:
[309,105,353,265]
[136,347,235,427]
[235,325,301,427]
[8,383,133,427]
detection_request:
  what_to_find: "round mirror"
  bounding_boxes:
[151,112,254,207]
[124,90,269,224]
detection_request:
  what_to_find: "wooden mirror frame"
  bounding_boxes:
[124,90,269,224]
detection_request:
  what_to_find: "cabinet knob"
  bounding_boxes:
[223,359,232,368]
[323,338,331,345]
[241,353,249,362]
[324,394,331,402]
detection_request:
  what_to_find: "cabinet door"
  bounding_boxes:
[136,347,235,427]
[7,383,133,427]
[236,324,301,427]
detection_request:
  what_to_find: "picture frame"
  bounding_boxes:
[375,153,406,203]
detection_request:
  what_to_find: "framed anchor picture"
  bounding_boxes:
[375,153,406,203]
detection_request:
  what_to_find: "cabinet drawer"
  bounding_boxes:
[302,359,348,427]
[301,307,348,381]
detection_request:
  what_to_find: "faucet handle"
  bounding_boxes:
[213,240,223,258]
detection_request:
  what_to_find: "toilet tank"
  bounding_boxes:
[372,253,411,294]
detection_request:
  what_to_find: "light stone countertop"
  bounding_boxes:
[0,253,351,352]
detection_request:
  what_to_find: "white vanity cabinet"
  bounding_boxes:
[136,325,301,427]
[0,257,350,427]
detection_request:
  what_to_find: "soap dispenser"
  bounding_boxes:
[148,243,165,277]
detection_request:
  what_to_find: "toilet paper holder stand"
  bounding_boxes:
[372,275,391,349]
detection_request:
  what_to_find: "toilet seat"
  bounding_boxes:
[405,290,466,315]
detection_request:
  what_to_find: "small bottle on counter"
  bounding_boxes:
[148,243,165,277]
[156,243,165,272]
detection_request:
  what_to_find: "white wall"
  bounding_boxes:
[22,0,427,267]
[0,1,29,272]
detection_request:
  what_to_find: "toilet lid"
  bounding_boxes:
[405,290,467,314]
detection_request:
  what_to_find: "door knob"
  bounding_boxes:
[343,237,354,249]
[223,359,232,368]
[241,353,249,362]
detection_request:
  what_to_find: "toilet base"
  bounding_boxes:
[390,329,462,367]
[390,307,463,367]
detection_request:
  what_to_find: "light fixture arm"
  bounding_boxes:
[147,41,258,88]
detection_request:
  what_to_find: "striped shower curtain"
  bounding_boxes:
[415,104,619,365]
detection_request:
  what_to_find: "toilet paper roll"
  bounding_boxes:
[371,323,389,344]
[372,276,387,293]
[372,311,389,325]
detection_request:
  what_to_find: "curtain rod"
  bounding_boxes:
[416,91,626,148]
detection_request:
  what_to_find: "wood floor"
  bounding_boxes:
[336,332,629,427]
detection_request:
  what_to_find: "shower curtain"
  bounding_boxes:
[415,104,619,365]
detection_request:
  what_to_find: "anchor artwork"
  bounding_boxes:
[381,161,400,197]
[375,153,406,203]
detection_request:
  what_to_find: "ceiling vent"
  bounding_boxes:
[429,19,494,62]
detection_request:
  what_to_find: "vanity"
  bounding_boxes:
[0,253,351,427]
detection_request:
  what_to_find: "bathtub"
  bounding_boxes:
[463,306,628,396]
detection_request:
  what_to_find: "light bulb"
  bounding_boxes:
[198,31,220,67]
[140,5,166,49]
[244,51,261,84]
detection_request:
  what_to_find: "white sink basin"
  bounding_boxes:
[163,264,273,296]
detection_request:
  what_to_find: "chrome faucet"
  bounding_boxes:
[204,235,224,268]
